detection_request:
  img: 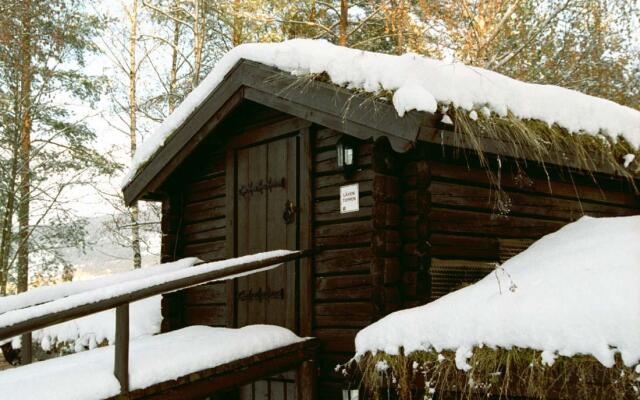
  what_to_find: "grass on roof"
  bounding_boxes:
[349,346,640,400]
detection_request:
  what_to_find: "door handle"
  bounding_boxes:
[282,200,296,224]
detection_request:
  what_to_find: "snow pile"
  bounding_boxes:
[0,325,305,400]
[355,216,640,370]
[15,296,161,352]
[122,39,640,187]
[0,250,293,333]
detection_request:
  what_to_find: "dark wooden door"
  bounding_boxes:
[231,132,299,331]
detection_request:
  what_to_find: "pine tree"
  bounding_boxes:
[0,0,117,293]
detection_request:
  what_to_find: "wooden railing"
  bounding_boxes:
[0,249,312,394]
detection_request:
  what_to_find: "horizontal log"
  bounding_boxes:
[314,170,374,199]
[315,275,372,301]
[314,220,372,247]
[315,143,373,174]
[182,218,225,235]
[314,195,373,223]
[184,153,225,180]
[182,176,225,203]
[314,329,357,353]
[406,158,638,208]
[182,241,225,258]
[429,233,499,260]
[428,180,637,220]
[183,227,225,244]
[430,207,564,238]
[315,302,375,317]
[184,304,226,326]
[314,248,372,275]
[314,127,343,149]
[183,283,226,305]
[183,197,225,223]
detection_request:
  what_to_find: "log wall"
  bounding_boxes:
[402,143,639,302]
[311,128,376,398]
[160,143,228,332]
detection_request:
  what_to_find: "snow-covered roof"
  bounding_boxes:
[0,325,304,400]
[355,215,640,370]
[122,39,640,189]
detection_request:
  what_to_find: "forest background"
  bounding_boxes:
[0,0,638,296]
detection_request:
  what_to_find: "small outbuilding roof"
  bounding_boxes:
[355,215,640,369]
[121,39,640,205]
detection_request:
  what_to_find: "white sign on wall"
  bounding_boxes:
[339,183,359,214]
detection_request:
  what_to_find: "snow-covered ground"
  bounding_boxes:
[355,216,640,370]
[0,325,305,400]
[123,39,640,187]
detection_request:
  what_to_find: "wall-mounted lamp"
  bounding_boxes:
[337,135,358,178]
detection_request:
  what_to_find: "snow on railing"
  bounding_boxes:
[0,249,312,394]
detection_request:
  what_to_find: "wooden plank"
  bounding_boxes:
[425,180,637,220]
[183,284,226,305]
[427,234,500,260]
[182,197,225,223]
[314,329,357,353]
[182,218,225,235]
[20,333,32,365]
[314,302,376,327]
[409,158,638,208]
[182,227,225,244]
[429,207,564,238]
[114,304,129,393]
[300,128,314,337]
[121,339,319,400]
[314,170,374,199]
[225,146,237,328]
[182,241,225,259]
[314,143,373,174]
[184,305,226,326]
[314,247,372,276]
[314,195,373,223]
[315,275,372,301]
[314,220,372,247]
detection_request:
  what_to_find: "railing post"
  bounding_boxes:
[114,304,129,393]
[20,332,32,365]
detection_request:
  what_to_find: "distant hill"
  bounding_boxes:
[61,215,160,281]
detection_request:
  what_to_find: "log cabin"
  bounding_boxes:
[121,40,640,399]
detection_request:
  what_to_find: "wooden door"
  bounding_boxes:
[230,132,300,331]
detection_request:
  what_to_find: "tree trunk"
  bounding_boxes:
[17,0,33,294]
[129,0,141,269]
[232,0,243,46]
[339,0,348,46]
[168,0,181,113]
[192,0,204,88]
[0,140,19,294]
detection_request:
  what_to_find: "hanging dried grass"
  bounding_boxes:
[352,347,640,400]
